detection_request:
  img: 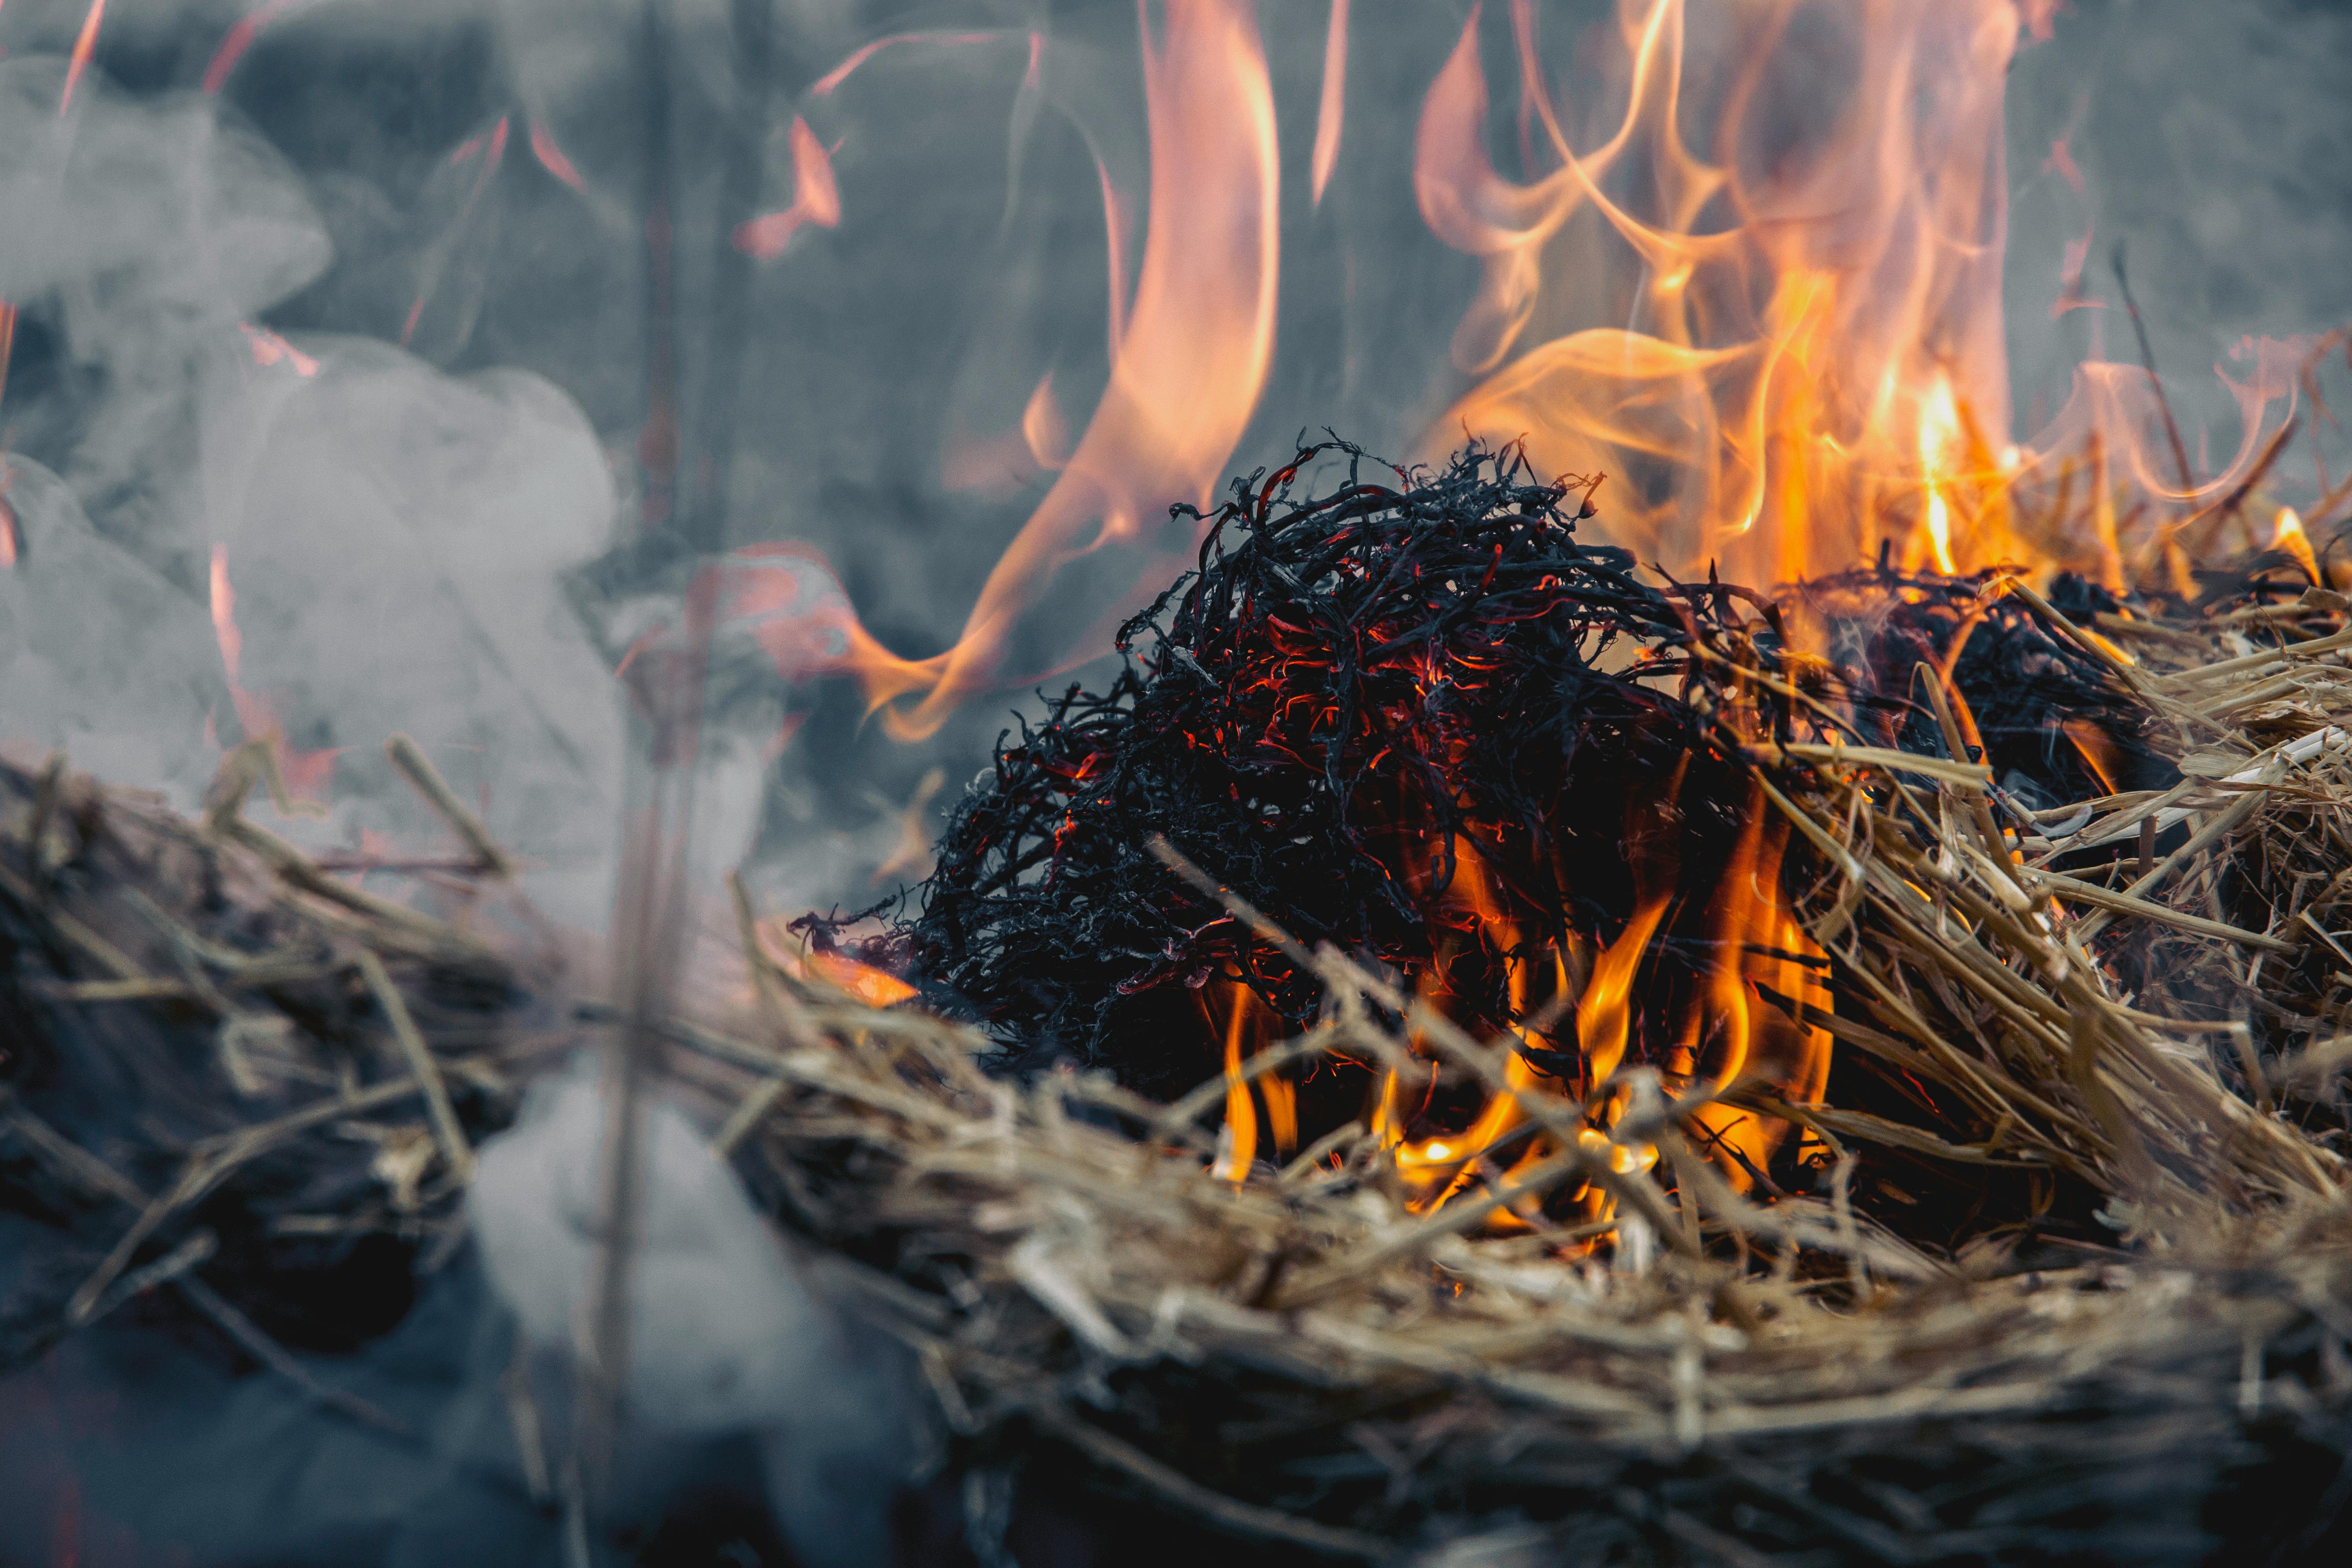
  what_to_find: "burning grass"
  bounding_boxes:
[747,567,2352,1560]
[10,451,2352,1559]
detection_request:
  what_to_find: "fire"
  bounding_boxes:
[1402,0,2322,590]
[1211,982,1260,1184]
[207,545,338,802]
[1918,374,1963,574]
[806,950,917,1009]
[2273,505,2321,582]
[1310,0,1350,208]
[60,0,106,115]
[1273,801,1828,1234]
[751,915,916,1008]
[239,323,319,378]
[733,118,843,262]
[528,121,587,193]
[203,0,319,95]
[802,0,1280,741]
[1413,0,2030,583]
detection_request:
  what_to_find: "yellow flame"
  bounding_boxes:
[2274,505,2320,581]
[1919,374,1961,574]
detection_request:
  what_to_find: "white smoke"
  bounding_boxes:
[0,47,627,922]
[468,1061,922,1567]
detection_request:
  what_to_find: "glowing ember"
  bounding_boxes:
[754,915,916,1008]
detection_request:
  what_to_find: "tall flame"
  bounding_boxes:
[1415,0,2024,582]
[828,0,1280,740]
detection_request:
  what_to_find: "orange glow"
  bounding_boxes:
[204,0,315,94]
[239,323,319,378]
[751,915,917,1006]
[1672,797,1828,1192]
[2062,717,2123,796]
[828,0,1280,741]
[1212,983,1260,1183]
[807,950,918,1008]
[1211,981,1293,1181]
[1360,792,1826,1230]
[0,498,17,571]
[60,0,105,114]
[1410,0,2234,585]
[733,118,843,261]
[941,372,1073,495]
[1310,0,1349,208]
[0,300,15,408]
[2273,505,2321,582]
[1917,373,1962,573]
[528,121,587,193]
[1022,372,1071,471]
[208,545,338,802]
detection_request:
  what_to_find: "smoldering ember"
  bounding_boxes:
[11,4,2352,1567]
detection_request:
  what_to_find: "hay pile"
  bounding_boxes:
[727,508,2352,1560]
[8,497,2352,1562]
[0,738,546,1416]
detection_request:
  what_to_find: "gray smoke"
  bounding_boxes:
[2005,0,2352,446]
[468,1061,922,1568]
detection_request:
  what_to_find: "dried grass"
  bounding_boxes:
[10,591,2352,1561]
[703,580,2352,1563]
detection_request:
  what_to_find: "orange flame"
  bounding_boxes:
[239,323,319,378]
[528,121,588,193]
[2273,505,2321,583]
[1917,373,1963,574]
[1212,982,1260,1183]
[1344,797,1825,1232]
[208,544,338,802]
[1310,0,1349,208]
[751,914,917,1007]
[819,0,1279,741]
[1210,978,1294,1183]
[60,0,106,115]
[807,950,918,1008]
[1412,1,2036,582]
[734,118,844,261]
[204,0,318,95]
[940,372,1070,497]
[1410,1,2325,586]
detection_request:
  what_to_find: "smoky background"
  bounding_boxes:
[0,2,2348,1560]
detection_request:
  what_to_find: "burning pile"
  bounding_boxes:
[902,440,2175,1248]
[754,485,2352,1558]
[10,453,2352,1557]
